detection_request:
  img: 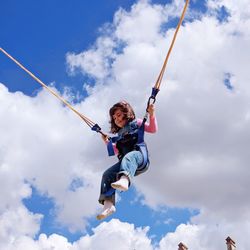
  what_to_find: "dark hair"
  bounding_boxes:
[109,101,136,133]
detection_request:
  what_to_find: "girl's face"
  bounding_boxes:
[113,108,127,128]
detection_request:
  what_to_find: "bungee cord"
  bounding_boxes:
[0,47,105,135]
[144,0,189,121]
[154,0,189,91]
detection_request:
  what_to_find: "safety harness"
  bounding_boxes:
[107,118,149,175]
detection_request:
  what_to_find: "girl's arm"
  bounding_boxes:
[137,104,158,133]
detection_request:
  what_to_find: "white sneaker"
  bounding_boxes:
[96,205,116,220]
[111,175,129,191]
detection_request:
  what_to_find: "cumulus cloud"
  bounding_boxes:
[0,205,42,249]
[66,36,116,80]
[0,83,104,231]
[158,221,250,250]
[1,219,153,250]
[1,0,250,249]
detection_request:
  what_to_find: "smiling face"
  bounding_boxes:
[113,108,127,128]
[109,101,136,133]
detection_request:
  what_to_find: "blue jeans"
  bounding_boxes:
[98,150,143,205]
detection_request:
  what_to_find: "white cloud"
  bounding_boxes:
[207,0,250,21]
[1,219,153,250]
[80,219,152,250]
[158,221,250,250]
[0,83,104,231]
[113,1,164,44]
[66,36,116,80]
[0,205,42,249]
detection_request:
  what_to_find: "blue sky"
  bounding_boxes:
[1,0,207,96]
[1,0,134,95]
[1,1,250,249]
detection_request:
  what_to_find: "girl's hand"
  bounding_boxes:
[147,104,155,117]
[101,134,110,143]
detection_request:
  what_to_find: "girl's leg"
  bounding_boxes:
[97,162,121,220]
[111,151,143,191]
[96,199,116,220]
[98,161,121,208]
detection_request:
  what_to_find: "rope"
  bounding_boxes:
[154,0,189,90]
[0,47,103,132]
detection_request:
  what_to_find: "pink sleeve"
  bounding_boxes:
[137,116,158,133]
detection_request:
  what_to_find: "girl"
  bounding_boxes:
[96,101,157,220]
